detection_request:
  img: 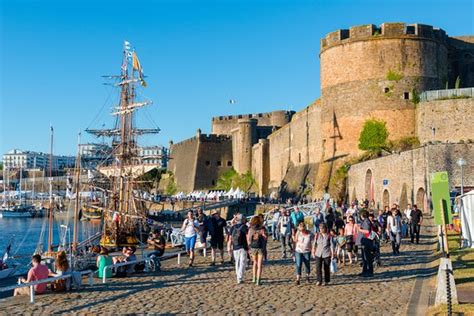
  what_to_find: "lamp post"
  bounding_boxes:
[457,158,466,195]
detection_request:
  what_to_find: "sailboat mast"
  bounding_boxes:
[47,126,54,253]
[72,132,81,253]
[2,167,5,207]
[19,166,22,205]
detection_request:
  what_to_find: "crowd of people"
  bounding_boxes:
[180,200,424,285]
[12,200,424,298]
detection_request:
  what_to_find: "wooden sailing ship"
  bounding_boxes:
[85,41,160,248]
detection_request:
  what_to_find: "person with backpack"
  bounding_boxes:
[387,209,402,255]
[181,210,199,267]
[278,209,293,258]
[247,216,267,285]
[227,214,249,284]
[312,223,334,286]
[293,220,313,285]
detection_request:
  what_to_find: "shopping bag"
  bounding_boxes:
[330,258,338,273]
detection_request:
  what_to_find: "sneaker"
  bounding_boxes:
[295,279,300,285]
[237,279,243,284]
[306,275,310,283]
[256,280,261,286]
[316,281,322,286]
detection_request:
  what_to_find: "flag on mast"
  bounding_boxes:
[132,51,147,87]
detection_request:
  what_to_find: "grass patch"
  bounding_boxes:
[386,69,404,82]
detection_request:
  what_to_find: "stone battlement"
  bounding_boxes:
[321,23,447,52]
[172,134,231,149]
[211,110,294,122]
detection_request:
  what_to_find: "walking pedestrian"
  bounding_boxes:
[290,207,304,235]
[181,210,199,267]
[227,214,249,284]
[271,208,281,241]
[248,216,267,285]
[336,227,347,265]
[410,205,423,244]
[404,204,413,238]
[312,207,324,234]
[387,209,402,255]
[197,208,209,250]
[278,209,293,258]
[312,223,334,286]
[208,210,227,266]
[293,221,313,285]
[358,211,374,277]
[344,215,357,264]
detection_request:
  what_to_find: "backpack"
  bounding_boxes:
[232,225,246,248]
[250,229,264,249]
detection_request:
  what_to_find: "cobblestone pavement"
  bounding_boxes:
[0,220,437,315]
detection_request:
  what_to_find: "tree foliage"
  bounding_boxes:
[358,119,389,153]
[215,168,256,192]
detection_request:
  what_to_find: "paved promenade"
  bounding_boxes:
[0,220,437,315]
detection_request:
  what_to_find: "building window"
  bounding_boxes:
[403,92,410,100]
[205,161,210,166]
[227,161,232,167]
[211,180,216,186]
[217,161,222,166]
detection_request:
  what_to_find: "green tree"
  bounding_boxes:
[215,169,238,191]
[358,119,389,154]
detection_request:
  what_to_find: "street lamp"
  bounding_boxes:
[457,158,467,195]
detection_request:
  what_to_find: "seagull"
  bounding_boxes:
[229,99,236,104]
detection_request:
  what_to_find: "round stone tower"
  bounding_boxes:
[319,23,448,159]
[235,118,258,174]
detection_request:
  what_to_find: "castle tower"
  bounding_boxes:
[234,118,258,174]
[319,22,448,160]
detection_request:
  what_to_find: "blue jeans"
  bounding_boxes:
[295,252,311,276]
[185,235,197,252]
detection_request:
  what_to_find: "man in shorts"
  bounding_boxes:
[208,210,227,266]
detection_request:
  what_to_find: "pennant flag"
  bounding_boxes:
[124,40,131,50]
[132,52,142,72]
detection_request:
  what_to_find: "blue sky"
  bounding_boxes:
[1,0,473,155]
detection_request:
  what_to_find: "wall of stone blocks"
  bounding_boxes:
[168,137,199,192]
[267,101,323,191]
[416,97,474,144]
[252,139,270,196]
[348,143,474,211]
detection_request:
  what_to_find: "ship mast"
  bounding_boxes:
[72,132,82,253]
[47,125,54,253]
[86,41,159,247]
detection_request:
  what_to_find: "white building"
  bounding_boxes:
[138,146,168,168]
[3,149,75,171]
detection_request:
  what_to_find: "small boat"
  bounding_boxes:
[82,206,102,221]
[0,204,43,218]
[0,265,18,279]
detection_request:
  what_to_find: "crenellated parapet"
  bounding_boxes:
[321,23,447,52]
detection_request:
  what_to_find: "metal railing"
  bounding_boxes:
[420,87,474,102]
[101,259,150,284]
[0,270,93,304]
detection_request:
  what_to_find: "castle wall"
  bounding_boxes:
[448,37,474,88]
[267,101,322,195]
[252,139,270,196]
[194,135,233,190]
[168,137,199,192]
[416,97,474,144]
[211,110,293,136]
[348,143,474,211]
[169,134,233,192]
[320,23,449,159]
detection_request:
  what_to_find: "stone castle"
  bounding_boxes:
[168,22,474,205]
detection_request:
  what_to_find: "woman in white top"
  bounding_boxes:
[387,209,402,255]
[181,210,199,267]
[293,221,313,285]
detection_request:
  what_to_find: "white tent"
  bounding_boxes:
[226,188,235,197]
[461,191,474,248]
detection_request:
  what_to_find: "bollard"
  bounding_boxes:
[144,259,149,273]
[29,285,35,304]
[177,253,181,265]
[446,263,452,316]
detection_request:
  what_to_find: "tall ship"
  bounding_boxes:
[84,41,160,248]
